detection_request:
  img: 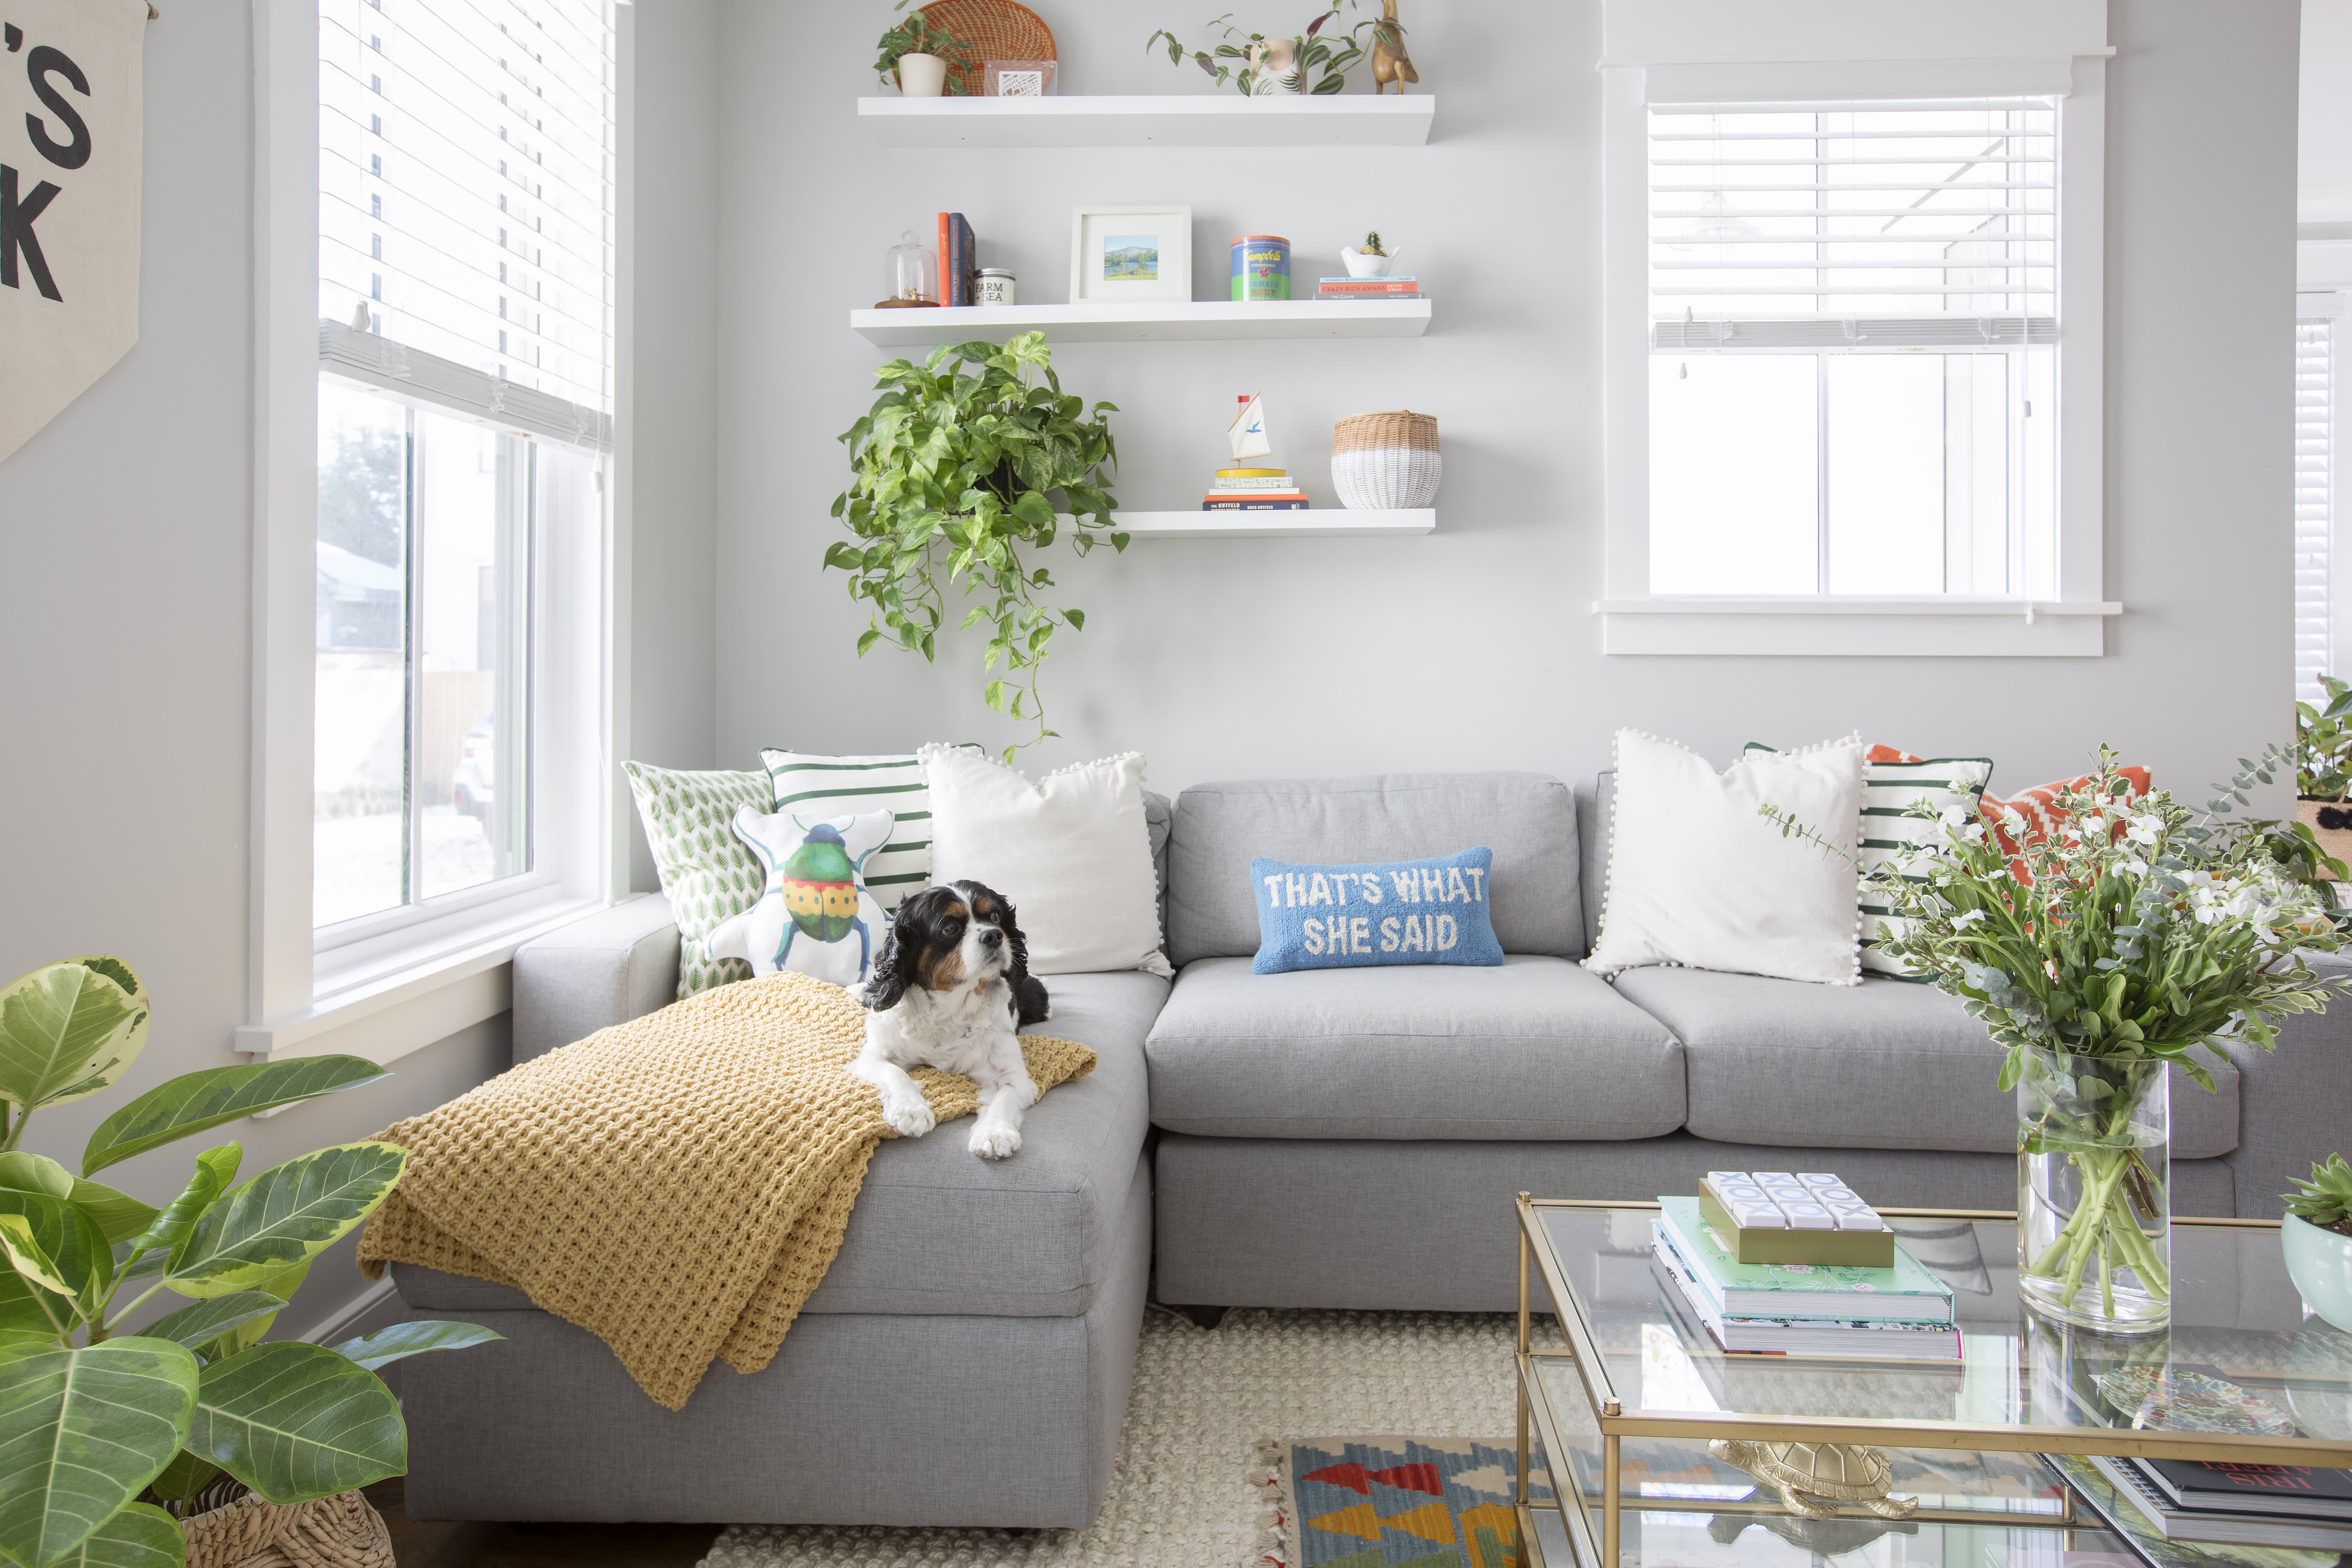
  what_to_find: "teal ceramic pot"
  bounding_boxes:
[2283,1212,2352,1331]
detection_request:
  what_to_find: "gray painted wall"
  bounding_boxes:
[712,0,2299,813]
[0,2,720,1331]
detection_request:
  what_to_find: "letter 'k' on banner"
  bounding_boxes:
[0,0,148,464]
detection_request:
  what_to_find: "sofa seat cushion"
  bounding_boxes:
[395,968,1167,1320]
[1144,955,1683,1140]
[1612,967,2241,1158]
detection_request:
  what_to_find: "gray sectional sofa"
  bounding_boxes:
[390,770,2350,1528]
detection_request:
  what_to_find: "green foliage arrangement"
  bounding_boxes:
[2297,675,2352,801]
[827,333,1124,759]
[0,955,496,1568]
[2286,1153,2352,1237]
[874,0,969,92]
[1764,747,2352,1317]
[1146,6,1367,95]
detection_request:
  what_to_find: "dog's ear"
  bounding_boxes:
[864,908,915,1011]
[993,892,1052,1027]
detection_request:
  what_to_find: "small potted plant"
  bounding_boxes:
[875,0,968,96]
[1146,6,1367,96]
[2285,1153,2352,1331]
[2297,676,2352,875]
[1340,230,1398,276]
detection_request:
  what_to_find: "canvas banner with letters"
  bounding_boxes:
[1,0,147,464]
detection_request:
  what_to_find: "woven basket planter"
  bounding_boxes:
[1332,410,1441,510]
[180,1489,394,1568]
[914,0,1055,96]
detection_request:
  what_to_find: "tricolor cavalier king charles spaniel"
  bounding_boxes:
[849,881,1050,1160]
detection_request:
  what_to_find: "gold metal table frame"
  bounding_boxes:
[1511,1195,2352,1568]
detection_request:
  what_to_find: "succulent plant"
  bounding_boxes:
[1362,230,1386,255]
[2284,1152,2352,1236]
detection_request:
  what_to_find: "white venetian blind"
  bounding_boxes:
[1649,98,2058,350]
[318,0,617,430]
[2297,317,2336,704]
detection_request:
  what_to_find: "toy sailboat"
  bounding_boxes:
[1228,393,1273,462]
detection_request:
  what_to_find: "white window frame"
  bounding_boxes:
[1595,0,2120,656]
[242,0,630,1065]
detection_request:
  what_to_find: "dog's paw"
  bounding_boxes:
[969,1121,1022,1160]
[880,1092,936,1138]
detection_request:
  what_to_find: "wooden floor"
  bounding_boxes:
[366,1479,721,1568]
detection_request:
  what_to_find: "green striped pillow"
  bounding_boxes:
[1746,745,1992,979]
[757,748,979,911]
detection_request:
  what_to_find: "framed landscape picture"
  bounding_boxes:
[1069,205,1193,305]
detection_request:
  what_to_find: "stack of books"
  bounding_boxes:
[1651,1196,1960,1360]
[1203,467,1308,512]
[1317,275,1427,302]
[2076,1456,2352,1552]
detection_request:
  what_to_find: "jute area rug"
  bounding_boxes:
[701,1307,1558,1568]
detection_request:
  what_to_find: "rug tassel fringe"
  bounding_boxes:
[1248,1439,1289,1568]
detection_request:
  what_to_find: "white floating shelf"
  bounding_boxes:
[1113,509,1434,539]
[859,94,1434,148]
[850,299,1430,346]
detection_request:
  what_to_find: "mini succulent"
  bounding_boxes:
[2285,1153,2352,1237]
[1361,230,1386,255]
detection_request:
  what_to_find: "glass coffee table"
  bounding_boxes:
[1514,1197,2352,1568]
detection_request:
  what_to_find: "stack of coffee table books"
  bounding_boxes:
[2067,1452,2352,1551]
[1650,1196,1961,1360]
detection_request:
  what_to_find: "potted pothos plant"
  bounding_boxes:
[0,955,497,1568]
[2296,674,2352,872]
[875,0,968,96]
[1766,748,2352,1335]
[827,332,1123,760]
[1146,5,1369,95]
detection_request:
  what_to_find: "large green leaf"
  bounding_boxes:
[0,1191,110,1327]
[45,1502,185,1568]
[0,1336,198,1568]
[163,1144,406,1299]
[0,1154,159,1247]
[0,960,147,1116]
[330,1318,503,1371]
[145,1449,222,1503]
[186,1342,405,1504]
[140,1292,290,1354]
[196,1260,307,1361]
[125,1145,239,1260]
[81,1058,386,1177]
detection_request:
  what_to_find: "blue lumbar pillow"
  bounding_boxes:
[1248,848,1505,974]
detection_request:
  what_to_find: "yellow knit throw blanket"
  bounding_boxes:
[356,970,1095,1410]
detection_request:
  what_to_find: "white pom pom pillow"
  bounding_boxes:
[1584,730,1867,986]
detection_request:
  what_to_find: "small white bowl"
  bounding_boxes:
[1339,246,1398,278]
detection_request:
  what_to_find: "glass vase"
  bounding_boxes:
[2016,1047,2171,1334]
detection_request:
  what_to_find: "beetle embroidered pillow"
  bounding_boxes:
[1248,848,1505,974]
[706,808,895,990]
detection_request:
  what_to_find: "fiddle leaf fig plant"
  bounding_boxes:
[0,955,500,1566]
[828,332,1124,759]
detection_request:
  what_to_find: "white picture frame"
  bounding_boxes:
[1068,205,1193,306]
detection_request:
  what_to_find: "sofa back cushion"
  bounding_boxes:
[1166,772,1581,966]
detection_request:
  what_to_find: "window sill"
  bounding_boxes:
[1594,597,2122,656]
[235,894,608,1065]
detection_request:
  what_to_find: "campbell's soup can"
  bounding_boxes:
[1231,235,1291,301]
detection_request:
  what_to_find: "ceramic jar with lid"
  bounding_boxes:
[976,268,1016,306]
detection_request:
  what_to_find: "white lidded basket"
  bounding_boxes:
[1331,410,1441,510]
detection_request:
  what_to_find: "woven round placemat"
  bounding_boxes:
[181,1489,394,1568]
[916,0,1054,96]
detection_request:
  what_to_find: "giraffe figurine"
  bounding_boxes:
[1370,0,1417,94]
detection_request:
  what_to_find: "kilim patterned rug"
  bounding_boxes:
[1261,1438,1554,1568]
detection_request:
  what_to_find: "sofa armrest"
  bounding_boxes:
[510,894,680,1065]
[2219,948,2352,1218]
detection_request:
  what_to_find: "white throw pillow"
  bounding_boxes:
[1585,730,1866,986]
[919,746,1174,977]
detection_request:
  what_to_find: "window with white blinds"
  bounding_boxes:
[1644,97,2061,599]
[2297,317,2337,704]
[318,0,617,432]
[1648,98,2058,346]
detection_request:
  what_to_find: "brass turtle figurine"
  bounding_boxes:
[1708,1439,1920,1521]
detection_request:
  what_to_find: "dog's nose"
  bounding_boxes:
[980,927,1003,946]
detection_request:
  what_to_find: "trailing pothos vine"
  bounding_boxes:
[827,334,1125,759]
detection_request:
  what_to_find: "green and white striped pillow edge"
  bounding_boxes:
[758,747,982,911]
